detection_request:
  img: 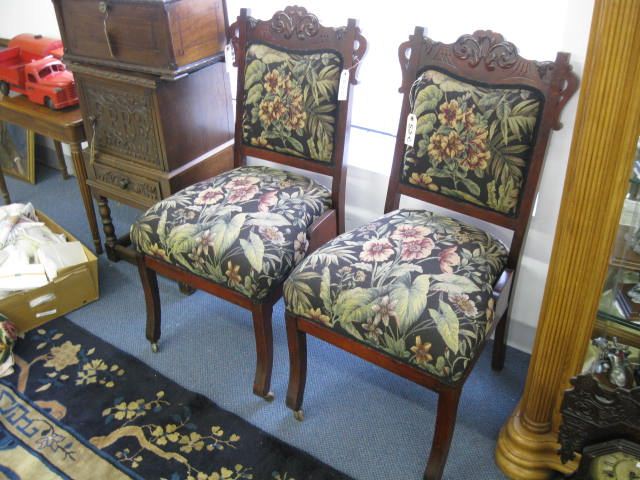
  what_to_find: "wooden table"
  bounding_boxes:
[0,95,102,254]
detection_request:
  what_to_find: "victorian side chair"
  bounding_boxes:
[283,27,578,479]
[130,6,366,400]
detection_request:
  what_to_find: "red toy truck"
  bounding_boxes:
[0,34,78,110]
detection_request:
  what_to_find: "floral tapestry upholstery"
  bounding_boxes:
[283,209,508,383]
[402,69,544,216]
[131,166,331,301]
[241,43,343,163]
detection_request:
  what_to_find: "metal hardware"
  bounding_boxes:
[99,2,116,58]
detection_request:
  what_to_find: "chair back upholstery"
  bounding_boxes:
[228,6,367,232]
[385,27,578,268]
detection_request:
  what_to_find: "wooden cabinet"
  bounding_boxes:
[52,0,234,261]
[52,0,228,78]
[71,62,234,210]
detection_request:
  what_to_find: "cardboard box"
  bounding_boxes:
[0,211,99,334]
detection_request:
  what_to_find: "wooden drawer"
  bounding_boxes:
[91,163,162,205]
[52,0,228,78]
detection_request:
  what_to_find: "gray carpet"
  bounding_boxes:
[6,164,529,479]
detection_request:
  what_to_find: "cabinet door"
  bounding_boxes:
[77,73,166,171]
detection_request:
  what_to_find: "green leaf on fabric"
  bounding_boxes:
[211,214,247,258]
[166,224,200,254]
[389,274,430,331]
[246,83,264,105]
[246,212,292,227]
[429,300,460,353]
[320,266,332,313]
[431,273,480,294]
[239,232,264,273]
[335,287,385,324]
[416,113,436,136]
[414,85,443,117]
[248,45,290,64]
[461,177,481,197]
[244,59,266,89]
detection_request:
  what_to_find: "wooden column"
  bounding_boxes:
[495,1,640,478]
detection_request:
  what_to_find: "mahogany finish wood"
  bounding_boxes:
[0,95,102,253]
[285,27,577,480]
[0,166,10,204]
[136,6,365,399]
[52,0,228,79]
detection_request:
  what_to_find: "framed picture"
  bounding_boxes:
[0,121,35,184]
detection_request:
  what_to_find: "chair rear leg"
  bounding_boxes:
[424,388,461,480]
[251,302,274,401]
[491,309,509,371]
[137,256,161,353]
[285,313,307,421]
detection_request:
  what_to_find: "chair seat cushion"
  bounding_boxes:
[131,166,331,300]
[283,209,508,383]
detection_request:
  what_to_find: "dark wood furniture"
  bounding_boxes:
[0,163,9,204]
[136,6,366,400]
[52,0,235,263]
[559,374,640,477]
[0,95,102,253]
[52,0,228,79]
[283,28,578,480]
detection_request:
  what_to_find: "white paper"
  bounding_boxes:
[337,69,350,101]
[405,113,417,147]
[37,241,87,281]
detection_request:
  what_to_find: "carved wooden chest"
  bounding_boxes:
[52,0,228,78]
[71,62,233,210]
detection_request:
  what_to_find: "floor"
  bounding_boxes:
[6,165,531,479]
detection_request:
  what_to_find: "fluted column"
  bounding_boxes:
[496,0,640,478]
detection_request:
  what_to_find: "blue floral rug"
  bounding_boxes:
[0,317,349,480]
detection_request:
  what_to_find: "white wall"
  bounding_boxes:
[0,0,595,352]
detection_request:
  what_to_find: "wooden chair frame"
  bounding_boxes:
[137,6,366,400]
[284,26,578,479]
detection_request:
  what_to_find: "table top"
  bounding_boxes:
[0,94,85,143]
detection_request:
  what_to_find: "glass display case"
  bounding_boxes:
[584,136,640,388]
[595,137,640,350]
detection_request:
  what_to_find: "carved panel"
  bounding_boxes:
[270,6,319,39]
[558,374,640,463]
[83,82,163,169]
[93,164,162,203]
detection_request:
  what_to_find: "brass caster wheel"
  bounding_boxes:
[263,391,275,402]
[151,342,159,353]
[293,409,304,422]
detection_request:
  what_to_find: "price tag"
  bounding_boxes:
[224,44,235,73]
[337,69,349,101]
[405,113,417,146]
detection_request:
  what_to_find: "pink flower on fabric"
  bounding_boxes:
[258,226,285,244]
[225,176,260,190]
[359,239,394,262]
[194,187,224,205]
[439,246,461,273]
[258,190,278,212]
[391,224,432,242]
[294,232,309,263]
[400,237,435,261]
[227,184,259,203]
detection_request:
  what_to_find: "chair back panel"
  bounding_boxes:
[401,68,545,216]
[385,27,578,266]
[240,43,343,163]
[229,6,366,174]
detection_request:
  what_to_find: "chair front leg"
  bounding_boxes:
[491,309,509,371]
[136,255,161,353]
[285,313,307,421]
[424,387,461,480]
[251,302,274,401]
